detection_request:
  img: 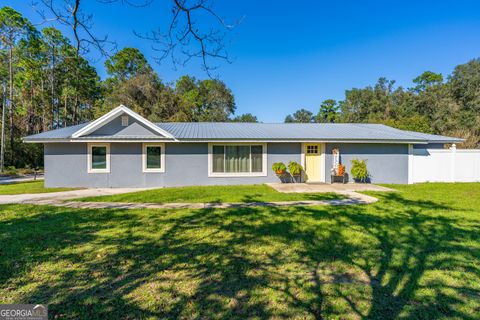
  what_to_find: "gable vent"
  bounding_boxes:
[121,115,129,127]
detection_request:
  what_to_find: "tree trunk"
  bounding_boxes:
[8,46,14,164]
[41,79,47,132]
[51,47,56,129]
[64,94,68,127]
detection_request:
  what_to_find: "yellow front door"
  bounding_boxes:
[305,144,321,182]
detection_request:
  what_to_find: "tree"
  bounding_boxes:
[105,47,152,83]
[412,71,443,93]
[285,108,314,123]
[0,6,37,168]
[231,113,258,122]
[315,99,339,123]
[174,75,235,121]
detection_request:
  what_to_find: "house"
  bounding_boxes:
[23,105,463,188]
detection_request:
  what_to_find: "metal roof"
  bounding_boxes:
[24,122,89,140]
[156,122,463,143]
[24,121,463,144]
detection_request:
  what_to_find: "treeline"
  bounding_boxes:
[2,4,480,170]
[285,62,480,148]
[0,6,255,168]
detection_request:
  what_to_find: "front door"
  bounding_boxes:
[305,144,321,182]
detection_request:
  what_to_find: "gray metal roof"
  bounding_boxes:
[24,122,89,141]
[156,122,463,143]
[24,121,463,144]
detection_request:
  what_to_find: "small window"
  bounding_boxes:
[306,145,319,154]
[121,115,129,127]
[88,143,110,173]
[142,143,165,173]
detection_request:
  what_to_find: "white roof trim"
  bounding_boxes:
[71,105,175,139]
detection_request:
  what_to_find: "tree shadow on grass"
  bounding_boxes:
[0,190,479,319]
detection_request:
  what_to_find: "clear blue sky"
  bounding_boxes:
[5,0,480,122]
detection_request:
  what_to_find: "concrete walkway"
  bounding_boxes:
[0,187,152,205]
[8,189,379,209]
[21,191,377,210]
[267,182,393,193]
[0,183,385,209]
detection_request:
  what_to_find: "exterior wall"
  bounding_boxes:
[44,142,302,188]
[324,143,409,184]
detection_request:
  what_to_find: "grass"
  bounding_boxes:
[0,183,479,319]
[0,180,76,195]
[79,184,343,203]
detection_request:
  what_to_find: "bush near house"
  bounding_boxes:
[351,159,369,182]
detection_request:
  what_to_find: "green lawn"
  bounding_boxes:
[0,180,76,195]
[0,183,479,319]
[79,184,343,203]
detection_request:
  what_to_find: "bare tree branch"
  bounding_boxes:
[32,0,117,56]
[32,0,241,76]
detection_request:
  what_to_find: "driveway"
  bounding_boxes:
[0,174,44,185]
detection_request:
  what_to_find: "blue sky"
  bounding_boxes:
[5,0,480,122]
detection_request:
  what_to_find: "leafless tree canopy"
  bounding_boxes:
[33,0,240,75]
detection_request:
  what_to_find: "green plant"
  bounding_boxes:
[288,161,303,176]
[4,166,18,176]
[350,159,368,182]
[272,162,287,174]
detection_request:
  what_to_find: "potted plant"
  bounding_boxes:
[272,162,287,182]
[288,161,304,183]
[272,162,287,175]
[350,159,368,183]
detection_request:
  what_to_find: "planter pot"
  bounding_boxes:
[292,174,302,183]
[276,172,288,183]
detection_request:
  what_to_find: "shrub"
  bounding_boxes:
[272,162,287,174]
[4,166,18,176]
[288,161,303,176]
[350,159,368,182]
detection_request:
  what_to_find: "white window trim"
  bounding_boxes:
[87,143,111,173]
[142,143,165,173]
[208,142,267,177]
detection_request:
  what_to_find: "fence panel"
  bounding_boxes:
[412,148,480,183]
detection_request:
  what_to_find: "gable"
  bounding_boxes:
[87,113,160,137]
[71,105,175,140]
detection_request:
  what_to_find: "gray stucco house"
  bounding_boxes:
[24,105,463,188]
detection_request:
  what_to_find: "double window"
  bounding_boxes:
[142,143,165,173]
[88,143,165,173]
[209,143,267,177]
[88,143,110,173]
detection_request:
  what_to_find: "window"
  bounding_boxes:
[209,143,267,177]
[88,143,110,173]
[121,115,129,126]
[142,143,165,173]
[306,145,319,154]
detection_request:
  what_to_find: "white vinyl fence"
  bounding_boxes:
[410,146,480,183]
